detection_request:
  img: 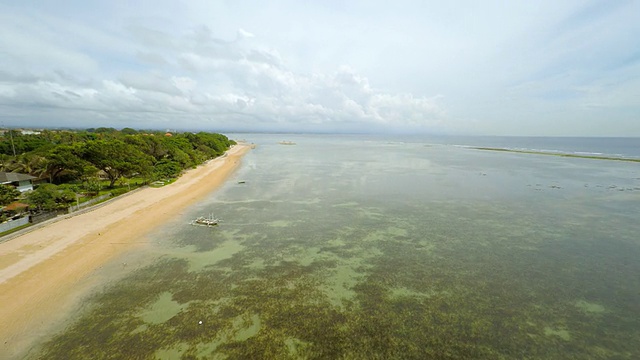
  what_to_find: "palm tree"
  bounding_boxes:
[0,154,12,171]
[7,153,47,178]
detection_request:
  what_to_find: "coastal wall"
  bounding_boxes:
[67,193,112,213]
[0,216,29,233]
[29,210,63,224]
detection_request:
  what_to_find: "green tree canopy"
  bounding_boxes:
[83,140,153,188]
[152,160,182,180]
[44,144,88,183]
[0,129,233,194]
[26,184,76,212]
[0,131,49,155]
[121,127,138,135]
[7,153,47,177]
[0,184,20,207]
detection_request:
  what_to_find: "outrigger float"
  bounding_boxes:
[190,214,221,227]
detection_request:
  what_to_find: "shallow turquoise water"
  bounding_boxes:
[34,134,640,359]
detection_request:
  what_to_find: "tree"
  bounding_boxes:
[43,144,88,183]
[92,127,117,134]
[26,184,57,211]
[0,131,49,155]
[121,127,138,135]
[136,135,169,161]
[83,140,153,188]
[195,132,231,156]
[26,184,75,211]
[7,153,47,177]
[0,185,20,206]
[0,154,12,171]
[79,164,101,195]
[152,160,182,180]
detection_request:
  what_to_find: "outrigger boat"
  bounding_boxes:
[190,214,220,227]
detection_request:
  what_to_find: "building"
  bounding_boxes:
[0,172,36,192]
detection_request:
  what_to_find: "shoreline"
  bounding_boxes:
[0,144,251,359]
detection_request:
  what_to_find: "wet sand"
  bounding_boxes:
[0,144,251,359]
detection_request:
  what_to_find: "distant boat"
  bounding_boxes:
[190,214,220,227]
[278,141,296,145]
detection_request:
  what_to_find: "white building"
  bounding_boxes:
[0,172,36,192]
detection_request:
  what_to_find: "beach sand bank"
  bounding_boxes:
[0,144,251,359]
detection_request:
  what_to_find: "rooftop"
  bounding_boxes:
[0,172,37,183]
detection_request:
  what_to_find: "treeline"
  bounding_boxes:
[0,128,234,211]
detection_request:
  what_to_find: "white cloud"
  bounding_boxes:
[0,1,637,135]
[237,28,255,39]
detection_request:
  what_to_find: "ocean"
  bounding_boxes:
[33,134,640,359]
[373,134,640,158]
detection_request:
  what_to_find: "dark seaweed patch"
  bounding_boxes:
[34,200,640,359]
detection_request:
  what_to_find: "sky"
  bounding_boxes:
[0,0,638,136]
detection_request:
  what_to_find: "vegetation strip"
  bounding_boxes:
[1,127,235,225]
[474,147,640,162]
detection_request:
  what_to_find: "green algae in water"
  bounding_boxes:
[140,292,186,324]
[180,239,245,272]
[37,204,640,359]
[390,287,436,299]
[155,343,189,360]
[544,327,572,341]
[268,220,293,227]
[320,262,365,308]
[575,300,607,314]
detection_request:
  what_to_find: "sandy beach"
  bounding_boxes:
[0,144,251,359]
